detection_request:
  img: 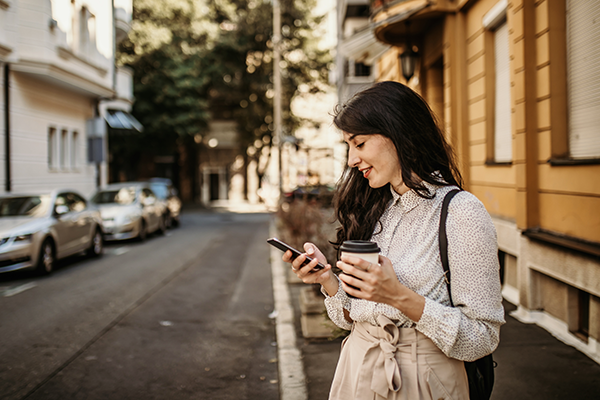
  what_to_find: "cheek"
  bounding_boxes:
[383,149,401,170]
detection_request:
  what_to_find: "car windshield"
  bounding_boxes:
[149,184,168,199]
[91,188,137,205]
[0,195,51,217]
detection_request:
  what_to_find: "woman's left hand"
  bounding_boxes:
[337,255,425,322]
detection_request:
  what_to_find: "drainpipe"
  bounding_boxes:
[3,63,10,192]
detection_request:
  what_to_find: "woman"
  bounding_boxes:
[283,81,505,400]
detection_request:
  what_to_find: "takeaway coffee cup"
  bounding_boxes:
[340,240,380,297]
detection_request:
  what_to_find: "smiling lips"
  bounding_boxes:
[360,167,372,178]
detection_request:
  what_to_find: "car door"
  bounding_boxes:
[66,192,93,251]
[52,193,77,258]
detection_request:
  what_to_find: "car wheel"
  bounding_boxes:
[137,219,147,241]
[158,215,166,235]
[164,212,173,229]
[37,239,55,275]
[87,228,103,257]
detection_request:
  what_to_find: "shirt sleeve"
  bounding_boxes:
[321,276,354,331]
[415,192,506,361]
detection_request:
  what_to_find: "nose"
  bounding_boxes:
[347,148,360,168]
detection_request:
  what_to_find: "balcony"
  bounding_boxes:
[115,66,134,103]
[370,0,456,45]
[114,0,132,43]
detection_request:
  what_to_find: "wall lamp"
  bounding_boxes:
[398,21,418,82]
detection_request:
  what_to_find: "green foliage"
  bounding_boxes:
[117,0,332,179]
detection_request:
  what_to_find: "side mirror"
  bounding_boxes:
[55,205,69,215]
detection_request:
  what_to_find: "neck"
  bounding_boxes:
[392,182,410,195]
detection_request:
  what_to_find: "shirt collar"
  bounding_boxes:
[390,181,438,213]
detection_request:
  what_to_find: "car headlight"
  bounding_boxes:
[14,234,33,243]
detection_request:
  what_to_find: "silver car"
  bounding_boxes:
[0,190,104,274]
[90,182,166,241]
[148,178,182,228]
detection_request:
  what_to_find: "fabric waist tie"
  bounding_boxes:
[352,315,440,399]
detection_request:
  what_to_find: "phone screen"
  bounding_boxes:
[267,238,325,270]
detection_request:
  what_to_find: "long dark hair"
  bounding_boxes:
[332,81,463,247]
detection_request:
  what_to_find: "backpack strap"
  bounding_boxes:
[439,189,461,307]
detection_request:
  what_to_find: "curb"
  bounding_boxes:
[269,222,308,400]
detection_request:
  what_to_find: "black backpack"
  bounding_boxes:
[439,189,497,400]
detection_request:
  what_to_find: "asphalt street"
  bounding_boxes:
[0,210,278,400]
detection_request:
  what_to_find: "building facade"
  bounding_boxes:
[365,0,600,363]
[0,0,135,198]
[336,0,390,102]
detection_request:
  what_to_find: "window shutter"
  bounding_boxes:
[494,21,512,162]
[567,0,600,159]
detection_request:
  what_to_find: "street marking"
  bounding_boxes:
[2,282,37,297]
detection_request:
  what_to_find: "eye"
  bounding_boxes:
[356,142,365,149]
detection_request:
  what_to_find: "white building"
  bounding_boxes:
[336,0,389,102]
[0,0,137,198]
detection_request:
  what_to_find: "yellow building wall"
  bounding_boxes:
[377,48,402,83]
[461,0,517,221]
[533,0,600,243]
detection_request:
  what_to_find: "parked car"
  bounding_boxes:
[0,190,104,274]
[283,184,336,207]
[148,177,181,228]
[90,182,166,241]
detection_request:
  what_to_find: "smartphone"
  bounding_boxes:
[267,237,325,270]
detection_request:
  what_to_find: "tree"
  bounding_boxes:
[117,0,332,196]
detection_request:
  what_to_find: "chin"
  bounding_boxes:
[368,181,386,189]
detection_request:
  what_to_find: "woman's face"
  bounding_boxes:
[343,132,409,194]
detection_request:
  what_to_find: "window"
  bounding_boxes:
[568,286,590,342]
[60,129,68,169]
[354,62,371,77]
[493,21,512,162]
[48,127,56,169]
[67,192,87,212]
[71,131,78,169]
[566,0,600,159]
[345,59,373,82]
[483,0,511,163]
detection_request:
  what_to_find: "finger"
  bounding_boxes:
[336,260,368,280]
[282,250,294,263]
[339,275,364,298]
[304,242,328,265]
[304,242,316,255]
[340,254,371,271]
[338,270,363,289]
[291,253,307,270]
[298,255,320,273]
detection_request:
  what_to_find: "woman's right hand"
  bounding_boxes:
[282,242,339,296]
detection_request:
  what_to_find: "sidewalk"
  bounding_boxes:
[271,243,600,399]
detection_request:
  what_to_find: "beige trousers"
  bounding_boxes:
[329,315,470,400]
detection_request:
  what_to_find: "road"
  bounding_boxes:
[0,210,279,400]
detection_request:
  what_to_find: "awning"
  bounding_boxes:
[372,0,431,30]
[339,28,391,65]
[105,110,144,132]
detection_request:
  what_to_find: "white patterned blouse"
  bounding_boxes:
[322,183,505,362]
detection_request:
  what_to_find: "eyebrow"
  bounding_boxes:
[344,133,360,143]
